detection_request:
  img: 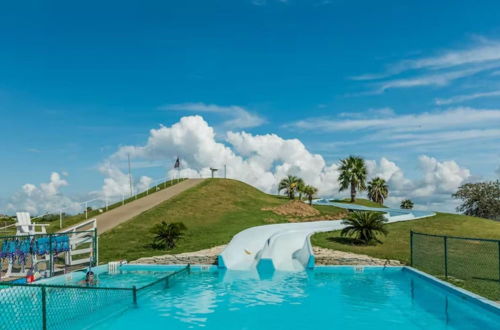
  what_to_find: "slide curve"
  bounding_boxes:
[219,200,435,272]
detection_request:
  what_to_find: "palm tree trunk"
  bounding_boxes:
[350,182,356,202]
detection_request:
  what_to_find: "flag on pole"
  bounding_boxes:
[174,157,180,169]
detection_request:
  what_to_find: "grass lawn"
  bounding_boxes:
[99,179,344,263]
[312,210,500,300]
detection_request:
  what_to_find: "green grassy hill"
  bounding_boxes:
[99,179,344,262]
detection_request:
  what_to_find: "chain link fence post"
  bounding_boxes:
[444,236,448,279]
[41,286,47,330]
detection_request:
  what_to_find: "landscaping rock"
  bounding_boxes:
[131,245,402,267]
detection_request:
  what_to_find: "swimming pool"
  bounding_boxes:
[2,265,499,329]
[92,265,499,329]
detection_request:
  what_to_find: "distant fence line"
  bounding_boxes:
[0,178,187,231]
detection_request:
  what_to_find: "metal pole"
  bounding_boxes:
[410,231,414,267]
[41,286,47,330]
[105,199,108,211]
[444,236,448,279]
[122,193,125,205]
[49,234,53,277]
[128,153,133,198]
[224,164,227,179]
[93,228,98,266]
[498,241,500,282]
[85,202,88,219]
[59,210,62,229]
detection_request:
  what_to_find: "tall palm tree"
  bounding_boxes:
[367,177,389,205]
[400,199,414,209]
[278,175,303,200]
[338,156,367,202]
[302,185,318,205]
[340,211,388,244]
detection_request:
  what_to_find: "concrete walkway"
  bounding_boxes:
[72,179,204,234]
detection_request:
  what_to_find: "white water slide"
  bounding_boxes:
[218,201,435,272]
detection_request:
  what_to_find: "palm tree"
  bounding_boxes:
[278,175,303,199]
[340,211,388,244]
[338,156,367,202]
[151,221,187,249]
[400,199,414,209]
[302,185,318,205]
[367,177,389,205]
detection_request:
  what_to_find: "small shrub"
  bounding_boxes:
[340,211,388,245]
[151,221,187,249]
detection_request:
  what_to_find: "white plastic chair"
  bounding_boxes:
[15,212,48,236]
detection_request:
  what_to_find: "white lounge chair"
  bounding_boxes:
[15,212,48,236]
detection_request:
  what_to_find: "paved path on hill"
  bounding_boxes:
[64,179,205,234]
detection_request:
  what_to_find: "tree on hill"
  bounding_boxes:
[452,181,500,220]
[400,199,414,209]
[338,156,367,202]
[340,211,388,244]
[302,185,318,205]
[367,177,388,205]
[279,175,304,200]
[151,221,187,249]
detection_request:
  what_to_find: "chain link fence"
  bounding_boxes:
[411,231,500,300]
[0,265,190,329]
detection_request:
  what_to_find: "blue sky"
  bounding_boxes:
[1,0,500,214]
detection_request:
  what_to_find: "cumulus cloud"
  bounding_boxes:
[106,115,340,196]
[98,162,153,199]
[5,172,81,215]
[102,115,472,212]
[366,156,470,211]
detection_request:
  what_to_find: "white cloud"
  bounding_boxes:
[354,38,500,81]
[435,90,500,105]
[103,115,473,212]
[353,38,500,93]
[107,116,340,196]
[287,107,500,133]
[98,162,153,199]
[376,66,487,92]
[366,156,470,212]
[6,172,81,215]
[161,102,265,129]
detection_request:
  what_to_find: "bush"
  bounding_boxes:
[151,221,187,249]
[340,211,388,245]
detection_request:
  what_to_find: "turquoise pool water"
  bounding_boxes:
[85,266,499,329]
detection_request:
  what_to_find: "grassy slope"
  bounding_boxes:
[99,179,344,263]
